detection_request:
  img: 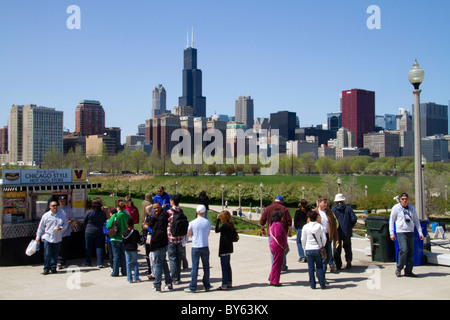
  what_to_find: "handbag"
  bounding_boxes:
[232,228,239,242]
[312,234,327,260]
[106,214,119,237]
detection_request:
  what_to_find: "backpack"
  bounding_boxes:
[170,208,189,237]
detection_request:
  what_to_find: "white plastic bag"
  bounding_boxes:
[25,240,39,256]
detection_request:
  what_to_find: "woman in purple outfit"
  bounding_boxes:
[268,209,287,286]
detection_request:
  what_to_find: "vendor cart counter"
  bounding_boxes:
[0,168,101,266]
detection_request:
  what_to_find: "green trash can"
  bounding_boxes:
[365,216,396,262]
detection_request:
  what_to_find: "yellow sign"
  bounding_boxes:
[72,169,86,183]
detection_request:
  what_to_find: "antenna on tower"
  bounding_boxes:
[191,26,195,48]
[186,29,189,48]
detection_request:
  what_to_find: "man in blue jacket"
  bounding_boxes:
[331,193,357,270]
[153,186,171,212]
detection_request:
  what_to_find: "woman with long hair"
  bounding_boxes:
[215,210,236,290]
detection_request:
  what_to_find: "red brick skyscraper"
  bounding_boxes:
[75,100,105,136]
[341,89,375,148]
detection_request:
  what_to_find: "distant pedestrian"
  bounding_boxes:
[215,210,236,290]
[331,193,357,270]
[389,193,424,277]
[198,190,210,220]
[35,201,69,275]
[294,199,308,263]
[185,205,212,293]
[122,217,141,283]
[301,210,327,289]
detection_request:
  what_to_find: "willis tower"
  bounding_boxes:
[178,29,206,117]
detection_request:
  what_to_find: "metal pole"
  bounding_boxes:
[413,88,425,220]
[238,184,241,208]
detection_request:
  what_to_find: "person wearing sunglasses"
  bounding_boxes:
[35,201,69,275]
[389,193,424,278]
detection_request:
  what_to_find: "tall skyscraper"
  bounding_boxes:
[8,104,63,165]
[75,100,105,136]
[270,111,296,141]
[178,31,206,117]
[235,96,254,129]
[341,89,375,148]
[417,102,448,137]
[7,105,24,162]
[152,84,167,118]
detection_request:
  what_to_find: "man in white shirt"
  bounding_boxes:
[57,195,73,269]
[389,193,424,277]
[185,205,211,293]
[36,201,69,275]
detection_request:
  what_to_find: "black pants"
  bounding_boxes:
[333,236,352,269]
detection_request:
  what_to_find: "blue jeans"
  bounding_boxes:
[111,241,126,276]
[306,250,326,289]
[168,242,183,282]
[43,240,61,271]
[396,232,415,274]
[153,246,172,288]
[220,254,232,287]
[322,237,334,272]
[189,247,211,291]
[125,250,140,282]
[295,228,305,259]
[84,232,105,266]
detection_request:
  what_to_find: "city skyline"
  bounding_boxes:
[1,1,449,143]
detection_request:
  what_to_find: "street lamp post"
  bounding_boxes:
[238,184,241,208]
[409,60,425,219]
[337,178,342,194]
[175,181,178,195]
[221,184,225,211]
[302,186,305,199]
[260,183,263,209]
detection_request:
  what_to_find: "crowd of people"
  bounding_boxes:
[35,187,425,291]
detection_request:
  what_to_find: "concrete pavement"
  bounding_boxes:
[1,224,449,301]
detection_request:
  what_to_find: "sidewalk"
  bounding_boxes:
[1,228,449,300]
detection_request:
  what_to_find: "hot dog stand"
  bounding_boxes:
[0,168,101,266]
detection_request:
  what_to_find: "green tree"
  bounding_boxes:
[129,149,148,173]
[316,156,335,175]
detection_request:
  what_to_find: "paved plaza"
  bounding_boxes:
[1,224,449,301]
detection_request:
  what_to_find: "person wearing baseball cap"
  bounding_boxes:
[185,205,212,293]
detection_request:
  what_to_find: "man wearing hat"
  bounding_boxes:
[57,195,73,269]
[331,193,357,270]
[260,196,292,271]
[185,205,212,293]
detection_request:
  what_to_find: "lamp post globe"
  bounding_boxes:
[408,60,425,89]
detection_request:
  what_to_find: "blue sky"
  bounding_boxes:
[1,0,449,143]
